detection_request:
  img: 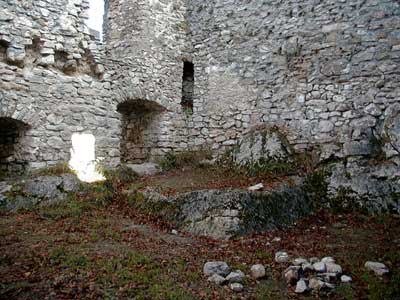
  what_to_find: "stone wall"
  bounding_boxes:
[0,0,120,176]
[0,117,29,175]
[105,0,400,163]
[105,0,191,162]
[186,0,400,161]
[1,0,399,178]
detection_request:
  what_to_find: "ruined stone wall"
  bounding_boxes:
[187,0,400,160]
[105,0,191,162]
[1,0,399,176]
[0,0,120,174]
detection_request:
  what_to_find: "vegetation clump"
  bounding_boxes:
[158,148,213,171]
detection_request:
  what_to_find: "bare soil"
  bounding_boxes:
[1,205,399,299]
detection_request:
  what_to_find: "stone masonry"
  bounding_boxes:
[0,0,399,186]
[0,0,120,176]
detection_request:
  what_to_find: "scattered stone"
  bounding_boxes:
[275,251,290,263]
[295,279,308,293]
[309,278,325,290]
[203,261,230,277]
[293,258,308,266]
[272,237,282,242]
[248,183,264,191]
[365,261,389,276]
[313,262,326,273]
[302,262,314,272]
[320,272,340,282]
[324,282,336,289]
[226,270,245,283]
[250,264,266,279]
[309,257,320,264]
[230,283,244,292]
[341,275,352,283]
[326,263,342,274]
[284,266,300,284]
[207,274,226,285]
[321,257,335,264]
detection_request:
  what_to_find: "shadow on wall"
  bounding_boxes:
[0,117,30,178]
[117,99,166,164]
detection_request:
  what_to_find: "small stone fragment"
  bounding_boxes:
[326,263,342,274]
[226,270,245,283]
[320,272,340,282]
[203,261,230,277]
[275,251,290,263]
[324,282,335,289]
[295,279,308,293]
[250,264,266,279]
[207,274,226,285]
[302,262,314,272]
[230,283,244,292]
[293,258,308,266]
[365,261,389,276]
[313,262,326,273]
[321,257,335,264]
[248,183,263,191]
[309,278,325,290]
[41,54,55,65]
[284,266,300,284]
[341,275,352,283]
[309,257,320,264]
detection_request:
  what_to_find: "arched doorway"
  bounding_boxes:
[0,117,29,178]
[117,99,166,164]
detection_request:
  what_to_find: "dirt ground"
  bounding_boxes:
[0,166,399,299]
[1,205,399,299]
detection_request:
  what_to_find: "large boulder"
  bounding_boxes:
[1,174,80,211]
[327,158,400,214]
[164,180,313,239]
[231,126,293,170]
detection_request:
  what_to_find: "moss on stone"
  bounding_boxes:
[238,187,312,235]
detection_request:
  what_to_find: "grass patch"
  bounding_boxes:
[37,194,94,220]
[127,191,178,221]
[361,270,400,300]
[94,251,193,299]
[158,149,213,171]
[253,278,288,300]
[47,246,193,299]
[29,163,74,177]
[49,246,89,270]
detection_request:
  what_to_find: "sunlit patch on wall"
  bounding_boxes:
[69,133,105,183]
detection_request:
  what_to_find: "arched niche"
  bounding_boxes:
[117,99,166,164]
[0,117,30,178]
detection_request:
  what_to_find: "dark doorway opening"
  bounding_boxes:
[181,61,194,114]
[0,117,29,177]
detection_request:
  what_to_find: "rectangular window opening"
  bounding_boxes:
[181,61,194,114]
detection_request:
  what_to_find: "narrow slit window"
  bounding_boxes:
[182,61,194,114]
